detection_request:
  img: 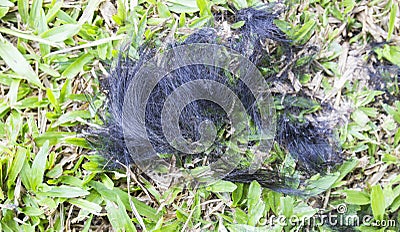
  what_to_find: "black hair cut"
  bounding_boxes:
[86,5,343,195]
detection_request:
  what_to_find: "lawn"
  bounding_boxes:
[0,0,399,231]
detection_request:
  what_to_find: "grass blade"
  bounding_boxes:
[0,27,62,47]
[38,185,90,198]
[30,140,50,191]
[40,24,81,42]
[78,0,103,25]
[7,147,27,188]
[105,197,137,232]
[371,185,385,221]
[68,198,102,214]
[61,53,93,79]
[0,36,43,88]
[387,2,398,41]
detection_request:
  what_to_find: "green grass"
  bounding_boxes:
[0,0,399,231]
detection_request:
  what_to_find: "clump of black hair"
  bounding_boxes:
[366,42,400,104]
[368,64,399,104]
[87,5,343,195]
[277,113,341,173]
[235,6,289,43]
